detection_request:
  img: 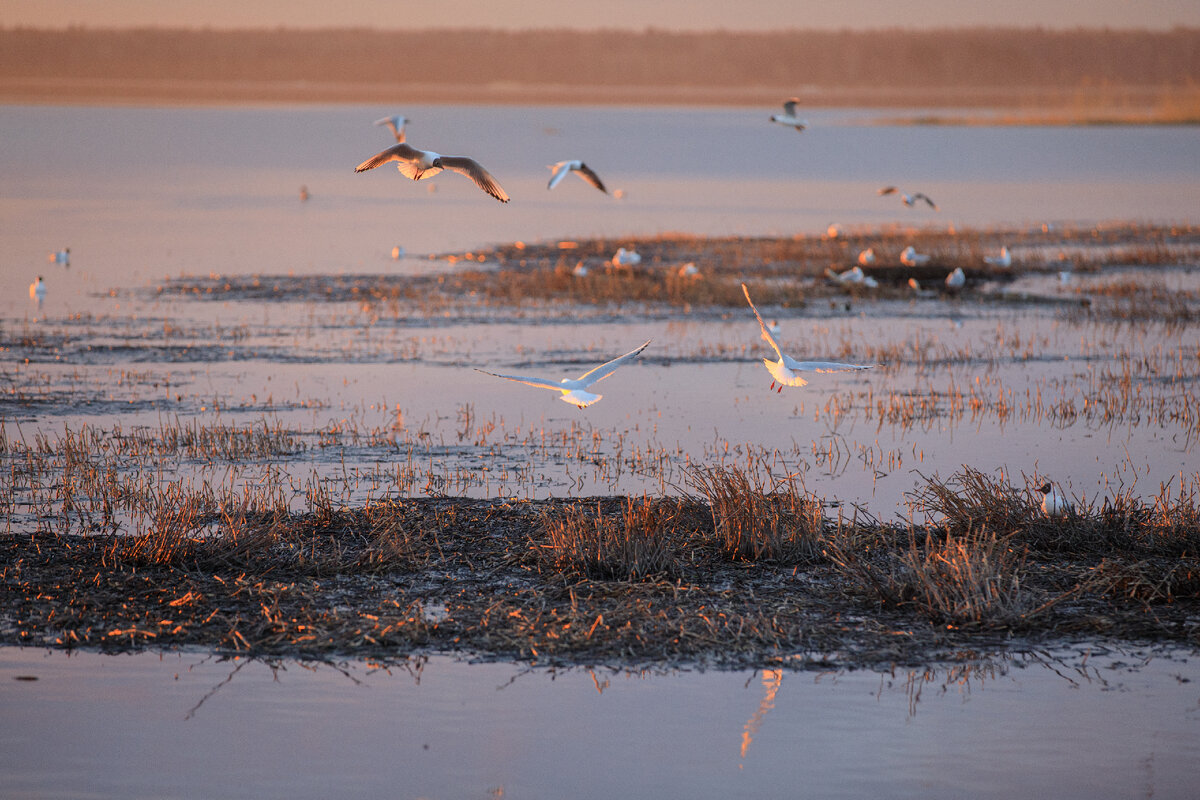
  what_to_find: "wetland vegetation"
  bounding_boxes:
[4,222,1199,671]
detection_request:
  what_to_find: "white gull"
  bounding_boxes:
[355,143,509,203]
[547,160,607,194]
[475,340,651,408]
[742,284,874,392]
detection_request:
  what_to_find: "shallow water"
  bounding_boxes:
[3,105,1200,797]
[2,645,1198,800]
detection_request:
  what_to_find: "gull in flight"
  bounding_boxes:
[48,248,70,267]
[30,275,46,308]
[944,267,966,289]
[900,245,931,267]
[769,98,808,131]
[374,115,409,143]
[984,246,1012,267]
[475,340,651,408]
[742,284,874,392]
[878,186,939,210]
[355,143,510,203]
[903,192,939,210]
[547,160,607,194]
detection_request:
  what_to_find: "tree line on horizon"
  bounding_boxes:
[1,26,1196,90]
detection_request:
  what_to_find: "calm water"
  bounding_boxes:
[3,645,1200,800]
[3,105,1200,796]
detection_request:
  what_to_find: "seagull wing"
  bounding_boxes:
[877,186,897,196]
[373,116,406,142]
[741,283,784,361]
[783,98,799,116]
[575,340,651,387]
[474,368,564,392]
[573,163,607,194]
[355,143,423,173]
[782,357,874,373]
[915,193,939,210]
[437,156,510,203]
[547,161,571,189]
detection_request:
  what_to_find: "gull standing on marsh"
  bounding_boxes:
[475,340,651,408]
[374,115,409,143]
[900,245,931,267]
[30,276,46,308]
[355,143,510,203]
[944,267,966,289]
[984,246,1012,267]
[1039,482,1073,517]
[769,98,808,131]
[742,284,874,392]
[547,160,608,194]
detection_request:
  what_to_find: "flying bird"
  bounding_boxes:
[769,98,808,131]
[742,284,874,392]
[547,160,607,194]
[903,192,939,210]
[355,143,510,203]
[374,115,409,143]
[879,186,938,210]
[475,340,651,408]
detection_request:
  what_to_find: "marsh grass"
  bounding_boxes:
[893,529,1032,626]
[5,463,1200,666]
[535,497,699,580]
[687,464,825,563]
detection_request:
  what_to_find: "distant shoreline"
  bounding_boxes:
[2,26,1196,117]
[2,77,1197,123]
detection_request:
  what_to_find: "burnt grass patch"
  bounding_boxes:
[2,467,1198,670]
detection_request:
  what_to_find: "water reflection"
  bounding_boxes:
[3,645,1197,799]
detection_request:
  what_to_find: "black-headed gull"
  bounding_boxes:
[47,248,70,267]
[903,192,939,210]
[374,115,409,143]
[900,246,931,267]
[1038,482,1073,517]
[355,143,510,203]
[547,160,607,194]
[944,267,966,289]
[475,340,651,408]
[30,276,46,307]
[879,186,938,210]
[769,98,808,131]
[742,284,874,392]
[984,246,1012,267]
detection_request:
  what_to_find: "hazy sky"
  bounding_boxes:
[3,0,1198,30]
